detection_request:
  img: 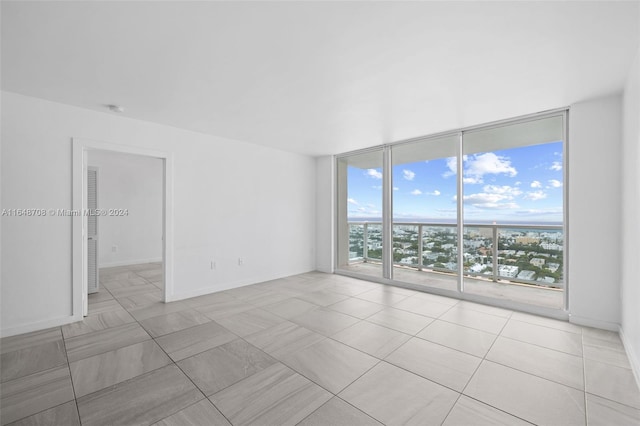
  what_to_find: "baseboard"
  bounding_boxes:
[99,257,162,268]
[619,326,640,392]
[569,314,620,331]
[0,313,82,338]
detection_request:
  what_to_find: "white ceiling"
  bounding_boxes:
[2,1,638,156]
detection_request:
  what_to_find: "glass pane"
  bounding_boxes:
[336,150,384,278]
[391,134,459,291]
[462,115,564,309]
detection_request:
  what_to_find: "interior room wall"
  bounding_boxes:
[621,48,640,383]
[1,91,316,337]
[567,93,622,331]
[88,150,163,268]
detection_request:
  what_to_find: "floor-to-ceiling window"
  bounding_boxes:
[336,111,567,311]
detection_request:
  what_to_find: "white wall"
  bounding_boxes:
[315,156,334,273]
[88,150,163,268]
[568,94,622,330]
[621,48,640,382]
[1,91,316,337]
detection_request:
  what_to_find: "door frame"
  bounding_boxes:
[72,138,174,318]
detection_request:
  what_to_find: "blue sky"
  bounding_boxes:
[347,141,563,223]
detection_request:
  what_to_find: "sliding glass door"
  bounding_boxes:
[462,116,565,308]
[335,111,567,311]
[391,135,459,291]
[336,149,385,279]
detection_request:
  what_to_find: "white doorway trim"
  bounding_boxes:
[72,138,174,318]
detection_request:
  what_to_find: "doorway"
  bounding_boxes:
[71,138,174,320]
[86,150,164,315]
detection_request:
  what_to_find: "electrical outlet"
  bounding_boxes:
[238,258,244,266]
[112,245,118,252]
[210,260,216,270]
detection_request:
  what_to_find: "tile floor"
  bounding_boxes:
[1,263,640,425]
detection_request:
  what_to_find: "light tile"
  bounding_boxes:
[154,399,231,426]
[7,400,80,426]
[356,288,409,306]
[77,365,203,426]
[339,362,458,425]
[439,304,508,334]
[215,308,285,337]
[194,299,255,321]
[178,339,276,396]
[290,308,360,336]
[296,290,350,307]
[511,311,583,334]
[486,336,584,390]
[418,320,497,357]
[61,310,135,339]
[282,338,378,393]
[211,363,332,426]
[240,290,293,307]
[262,298,319,319]
[586,393,640,426]
[244,321,325,359]
[128,301,190,321]
[327,297,385,319]
[140,309,211,337]
[583,343,632,369]
[87,290,115,304]
[392,295,453,318]
[107,282,158,298]
[333,321,411,358]
[65,322,151,362]
[0,328,62,355]
[155,321,237,362]
[182,291,238,308]
[442,395,531,426]
[87,299,123,316]
[366,307,434,335]
[1,339,67,382]
[585,359,640,409]
[501,319,582,356]
[464,360,586,425]
[409,291,459,306]
[454,300,513,318]
[385,337,481,392]
[298,397,382,426]
[582,327,625,351]
[0,366,75,425]
[116,290,163,310]
[70,340,171,397]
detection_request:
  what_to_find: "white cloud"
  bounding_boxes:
[463,192,519,210]
[524,190,547,201]
[347,198,358,205]
[403,169,416,181]
[550,162,562,171]
[372,185,382,190]
[366,169,382,179]
[429,190,441,196]
[463,177,483,184]
[464,153,517,184]
[393,186,399,191]
[483,185,522,196]
[530,180,542,188]
[515,181,522,186]
[411,189,422,195]
[548,179,563,188]
[461,184,522,210]
[443,156,458,178]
